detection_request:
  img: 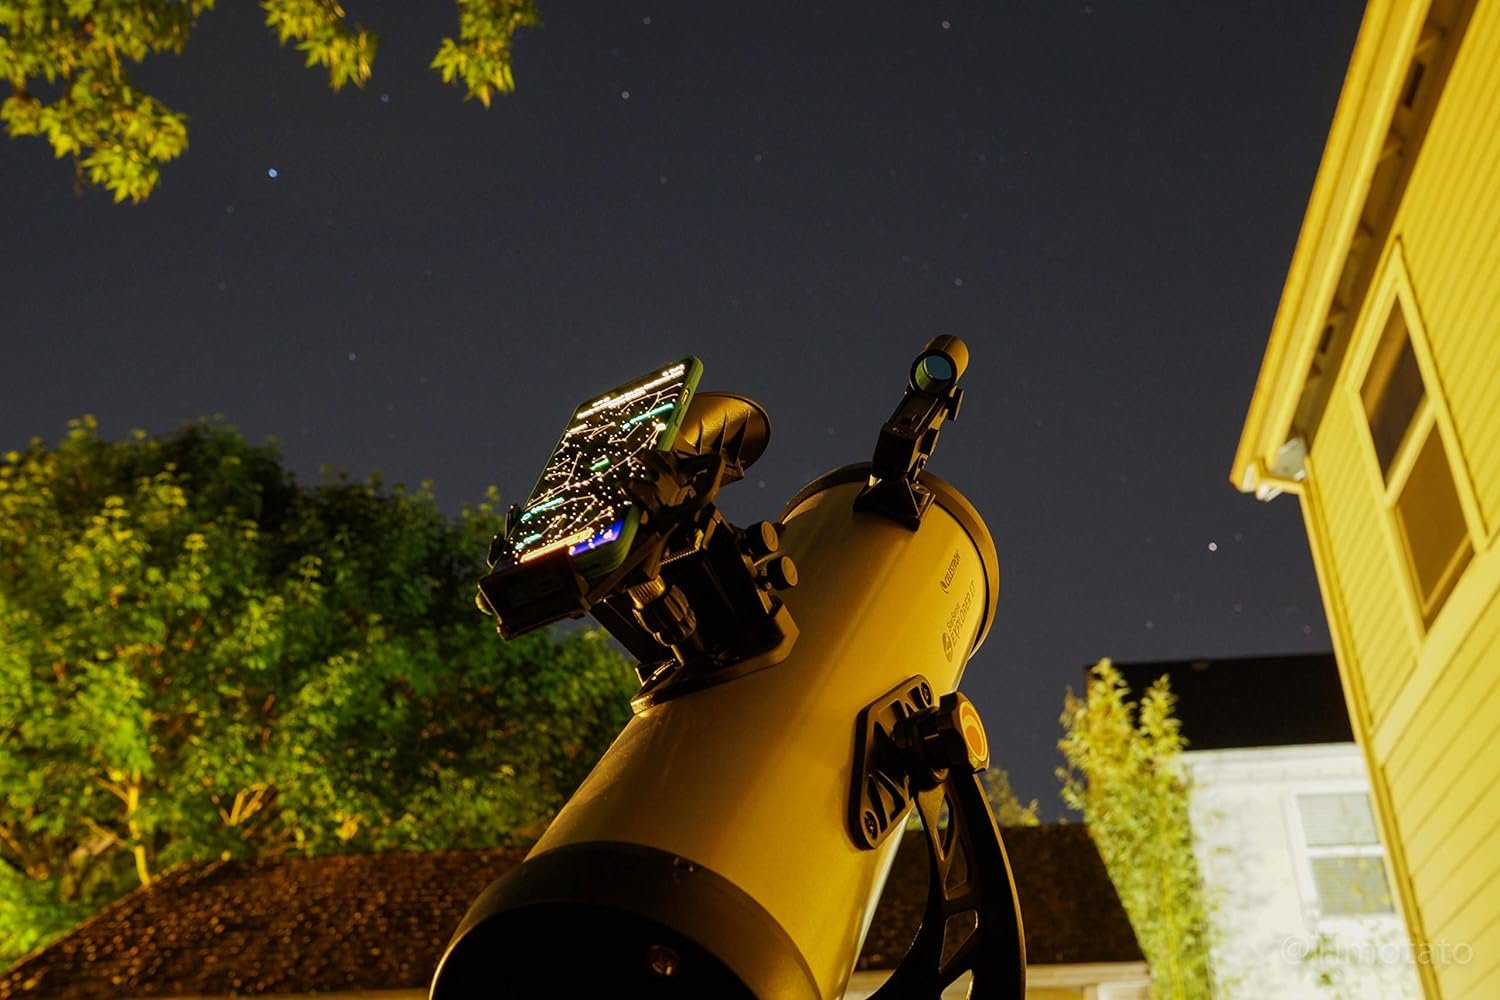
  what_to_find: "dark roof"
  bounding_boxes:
[2,826,1141,998]
[1108,652,1353,750]
[0,848,526,1000]
[858,825,1143,970]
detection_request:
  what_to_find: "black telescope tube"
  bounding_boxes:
[429,841,818,998]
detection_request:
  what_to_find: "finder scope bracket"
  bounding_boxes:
[855,335,970,530]
[849,677,1026,1000]
[476,393,797,709]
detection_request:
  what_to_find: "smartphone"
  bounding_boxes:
[504,355,704,581]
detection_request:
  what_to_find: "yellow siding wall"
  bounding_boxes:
[1386,583,1500,994]
[1304,3,1500,997]
[1308,400,1417,720]
[1399,0,1500,536]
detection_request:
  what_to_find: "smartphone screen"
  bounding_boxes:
[507,357,702,569]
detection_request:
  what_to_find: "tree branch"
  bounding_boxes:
[92,774,131,805]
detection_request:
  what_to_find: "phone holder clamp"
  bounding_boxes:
[477,394,798,710]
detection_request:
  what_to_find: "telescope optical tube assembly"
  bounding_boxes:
[432,338,1022,998]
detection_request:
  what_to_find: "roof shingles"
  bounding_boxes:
[2,825,1140,998]
[1,849,525,1000]
[858,825,1143,970]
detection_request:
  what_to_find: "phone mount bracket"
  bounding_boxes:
[849,677,1027,1000]
[477,394,798,710]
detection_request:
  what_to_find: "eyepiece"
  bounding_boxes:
[909,335,969,394]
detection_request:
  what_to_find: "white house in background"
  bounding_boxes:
[1115,654,1421,1000]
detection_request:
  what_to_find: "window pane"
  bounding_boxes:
[1298,793,1379,847]
[1396,425,1472,617]
[1364,332,1425,479]
[1310,856,1395,915]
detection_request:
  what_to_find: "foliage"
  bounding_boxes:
[430,0,540,109]
[0,417,634,969]
[901,765,1039,834]
[0,0,541,202]
[261,0,377,92]
[1057,659,1215,1000]
[983,766,1040,828]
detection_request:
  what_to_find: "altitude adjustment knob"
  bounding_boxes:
[763,555,797,591]
[905,693,990,778]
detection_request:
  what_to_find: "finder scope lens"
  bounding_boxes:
[908,335,969,395]
[912,353,956,393]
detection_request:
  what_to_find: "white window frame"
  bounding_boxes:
[1282,781,1400,930]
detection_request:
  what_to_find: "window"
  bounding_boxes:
[1359,301,1471,625]
[1296,793,1394,917]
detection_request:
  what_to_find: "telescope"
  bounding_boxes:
[430,336,1025,998]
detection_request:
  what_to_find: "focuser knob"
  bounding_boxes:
[740,520,781,561]
[762,554,798,591]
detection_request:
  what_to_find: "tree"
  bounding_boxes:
[0,0,540,203]
[904,765,1040,834]
[1057,658,1215,1000]
[0,416,634,969]
[983,766,1040,828]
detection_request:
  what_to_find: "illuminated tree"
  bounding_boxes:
[1058,659,1215,1000]
[0,417,633,968]
[904,765,1040,835]
[0,0,540,202]
[984,766,1040,828]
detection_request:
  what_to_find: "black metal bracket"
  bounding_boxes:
[854,336,968,530]
[850,678,1026,999]
[849,677,935,850]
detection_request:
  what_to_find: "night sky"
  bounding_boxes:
[2,1,1366,812]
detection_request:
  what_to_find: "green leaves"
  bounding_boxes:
[260,0,375,91]
[0,1,206,202]
[1057,660,1216,1000]
[431,0,539,108]
[2,1,539,201]
[982,766,1040,827]
[0,417,632,970]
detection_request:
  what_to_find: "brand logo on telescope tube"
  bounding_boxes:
[940,551,960,593]
[940,581,975,661]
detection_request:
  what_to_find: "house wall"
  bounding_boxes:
[1183,744,1419,1000]
[1298,2,1500,996]
[1398,5,1500,525]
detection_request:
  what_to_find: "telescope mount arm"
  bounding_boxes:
[849,678,1026,1000]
